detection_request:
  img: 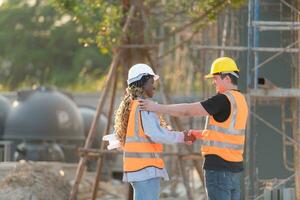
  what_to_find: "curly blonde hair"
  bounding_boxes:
[114,75,170,145]
[114,86,145,145]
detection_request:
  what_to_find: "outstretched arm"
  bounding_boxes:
[138,99,209,117]
[140,110,184,144]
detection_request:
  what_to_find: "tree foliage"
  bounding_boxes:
[51,0,245,54]
[50,0,245,92]
[0,0,246,91]
[51,0,121,54]
[0,0,111,90]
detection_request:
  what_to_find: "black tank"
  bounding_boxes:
[3,87,84,141]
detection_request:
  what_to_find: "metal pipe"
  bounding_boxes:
[258,26,300,31]
[245,1,254,199]
[253,0,260,89]
[247,0,253,90]
[252,21,300,26]
[191,45,300,53]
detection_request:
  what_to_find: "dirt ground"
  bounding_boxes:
[0,162,129,200]
[0,161,205,200]
[0,162,70,200]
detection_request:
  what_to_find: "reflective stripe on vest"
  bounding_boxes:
[201,90,248,162]
[123,100,164,172]
[125,137,155,143]
[225,91,238,129]
[199,140,244,150]
[205,124,245,135]
[124,152,161,158]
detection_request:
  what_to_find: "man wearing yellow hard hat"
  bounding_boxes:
[139,57,249,200]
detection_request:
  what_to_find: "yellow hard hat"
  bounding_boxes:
[205,57,239,78]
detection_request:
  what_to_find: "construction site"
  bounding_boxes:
[1,0,300,199]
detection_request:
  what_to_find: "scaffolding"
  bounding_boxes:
[247,0,300,199]
[192,0,300,199]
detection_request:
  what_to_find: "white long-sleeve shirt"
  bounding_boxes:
[123,110,184,182]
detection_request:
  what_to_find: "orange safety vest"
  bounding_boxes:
[123,100,164,172]
[201,90,248,162]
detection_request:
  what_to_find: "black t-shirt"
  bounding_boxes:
[200,92,243,172]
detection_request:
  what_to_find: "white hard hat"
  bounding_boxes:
[127,63,159,85]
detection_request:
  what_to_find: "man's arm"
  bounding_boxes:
[138,99,209,117]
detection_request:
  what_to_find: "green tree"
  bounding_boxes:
[51,0,245,54]
[0,0,111,90]
[51,0,245,87]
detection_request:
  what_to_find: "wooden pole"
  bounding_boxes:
[69,53,120,200]
[294,11,300,198]
[220,9,229,57]
[78,148,202,158]
[178,156,194,200]
[68,6,136,200]
[91,66,118,200]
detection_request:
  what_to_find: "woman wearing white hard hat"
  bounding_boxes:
[114,63,194,200]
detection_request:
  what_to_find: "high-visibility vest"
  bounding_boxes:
[123,100,164,172]
[201,90,248,162]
